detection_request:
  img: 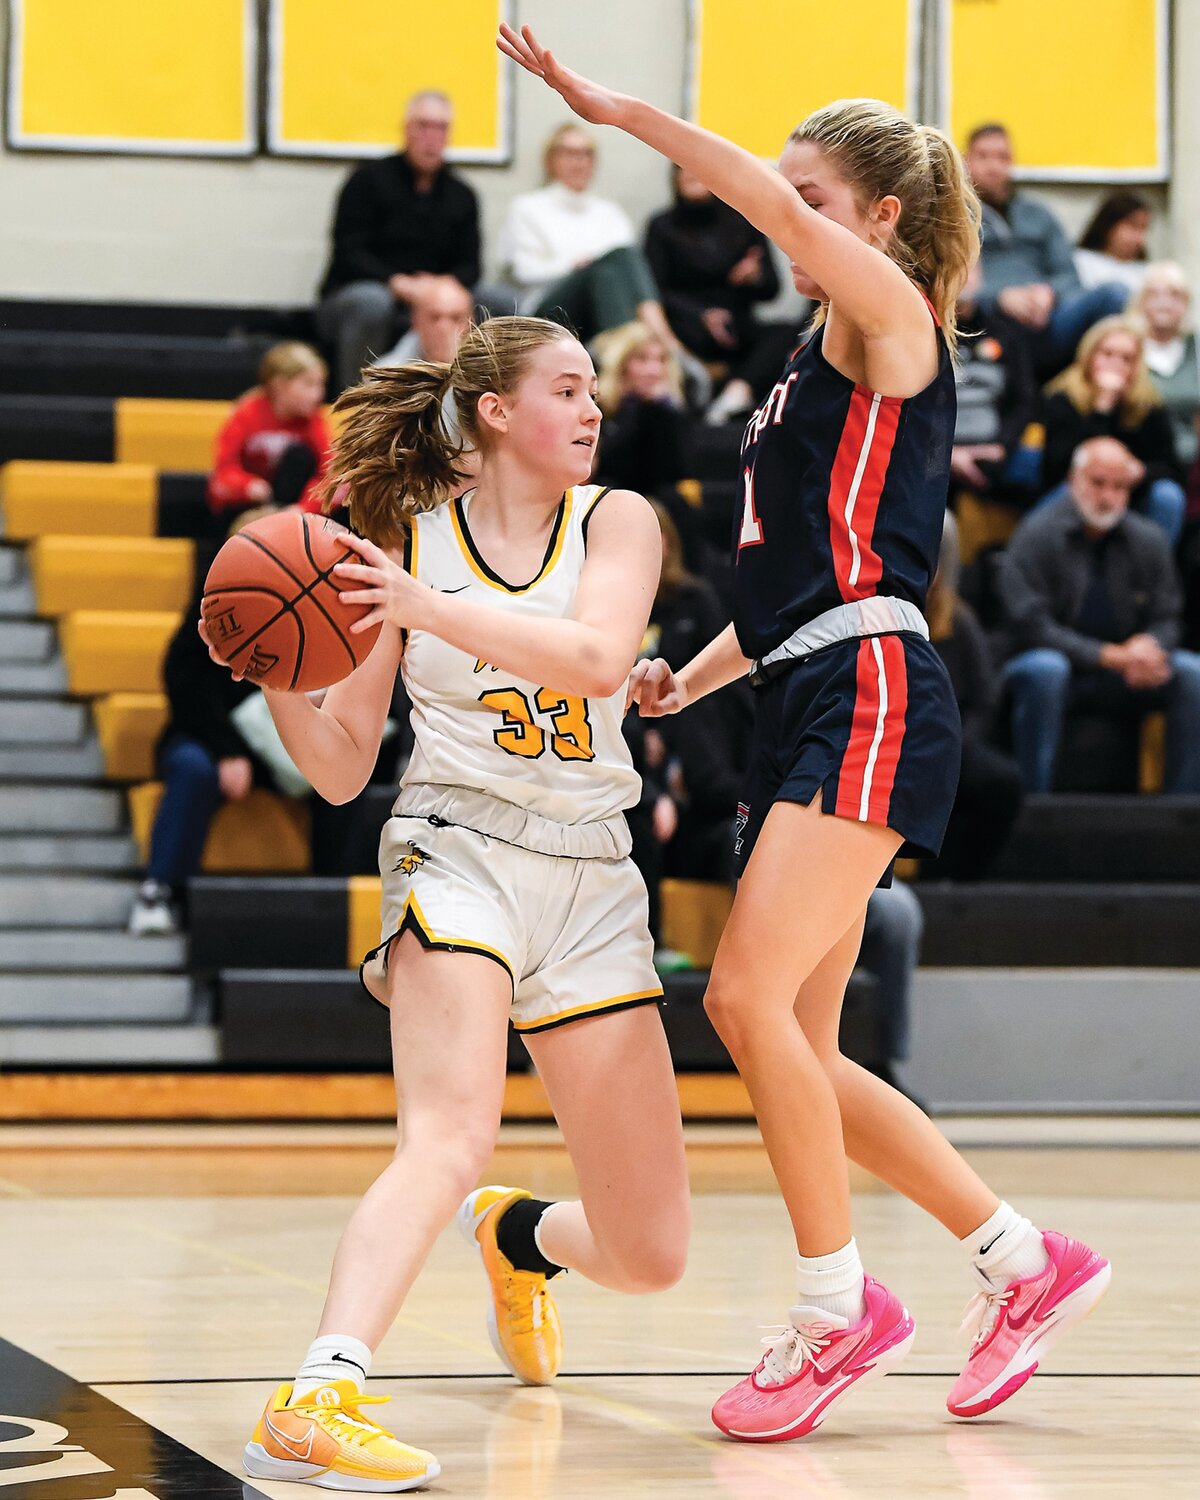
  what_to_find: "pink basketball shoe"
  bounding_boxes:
[947,1230,1111,1418]
[711,1277,915,1442]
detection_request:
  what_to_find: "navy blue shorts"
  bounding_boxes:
[734,632,962,879]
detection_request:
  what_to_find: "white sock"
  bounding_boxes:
[290,1334,373,1404]
[794,1237,867,1325]
[962,1201,1049,1289]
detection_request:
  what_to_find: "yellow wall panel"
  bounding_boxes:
[692,0,918,158]
[270,0,511,159]
[945,0,1166,178]
[9,0,255,154]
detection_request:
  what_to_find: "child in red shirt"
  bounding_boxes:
[208,342,331,515]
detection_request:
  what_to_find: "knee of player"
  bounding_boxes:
[608,1228,689,1294]
[399,1113,499,1192]
[703,980,755,1054]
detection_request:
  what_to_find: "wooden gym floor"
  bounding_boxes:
[0,1118,1196,1498]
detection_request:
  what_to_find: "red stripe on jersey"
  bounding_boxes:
[843,395,902,600]
[866,635,909,823]
[826,389,875,604]
[835,640,882,819]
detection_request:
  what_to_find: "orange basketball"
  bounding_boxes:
[201,511,382,692]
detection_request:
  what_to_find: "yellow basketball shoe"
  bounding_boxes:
[243,1380,440,1492]
[457,1185,564,1386]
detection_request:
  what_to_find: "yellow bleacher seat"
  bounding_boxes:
[128,783,310,873]
[31,535,194,615]
[1140,712,1165,794]
[660,878,733,968]
[956,490,1019,566]
[347,876,384,968]
[59,609,180,695]
[94,692,169,781]
[115,398,230,469]
[0,461,156,538]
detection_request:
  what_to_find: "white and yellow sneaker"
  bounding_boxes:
[457,1185,563,1386]
[243,1380,439,1492]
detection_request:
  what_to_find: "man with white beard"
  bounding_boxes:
[1000,435,1200,792]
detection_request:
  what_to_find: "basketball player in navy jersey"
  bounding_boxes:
[500,23,1110,1441]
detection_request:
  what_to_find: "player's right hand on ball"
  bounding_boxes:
[626,657,688,717]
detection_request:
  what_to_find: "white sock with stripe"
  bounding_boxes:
[794,1238,867,1325]
[290,1334,373,1404]
[962,1201,1049,1289]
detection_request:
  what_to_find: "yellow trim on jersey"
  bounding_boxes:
[512,986,664,1033]
[450,489,573,593]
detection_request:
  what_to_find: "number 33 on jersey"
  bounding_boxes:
[397,485,641,828]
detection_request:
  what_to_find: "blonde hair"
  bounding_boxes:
[321,316,574,549]
[594,321,684,414]
[1047,315,1163,427]
[649,497,694,599]
[543,121,595,182]
[257,341,326,387]
[789,99,981,353]
[1130,260,1193,336]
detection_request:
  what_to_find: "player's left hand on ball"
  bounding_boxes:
[497,23,628,127]
[334,532,430,633]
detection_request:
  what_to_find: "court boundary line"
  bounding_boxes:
[91,1370,1200,1385]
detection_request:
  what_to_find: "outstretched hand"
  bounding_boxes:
[626,657,689,717]
[497,23,630,128]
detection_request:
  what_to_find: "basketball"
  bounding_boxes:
[201,510,381,692]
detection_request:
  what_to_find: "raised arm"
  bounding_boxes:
[498,24,929,344]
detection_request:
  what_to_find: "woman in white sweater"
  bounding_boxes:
[501,124,688,360]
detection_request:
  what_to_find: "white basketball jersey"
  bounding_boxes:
[399,485,642,831]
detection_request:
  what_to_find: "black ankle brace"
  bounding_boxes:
[495,1196,566,1278]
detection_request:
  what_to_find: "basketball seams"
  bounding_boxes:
[298,518,361,673]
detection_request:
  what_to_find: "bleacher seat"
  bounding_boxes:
[660,878,733,967]
[347,875,383,967]
[129,784,310,873]
[956,490,1019,565]
[114,398,231,470]
[93,692,169,780]
[59,609,180,694]
[1,461,158,538]
[30,536,194,615]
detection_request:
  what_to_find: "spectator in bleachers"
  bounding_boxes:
[1037,316,1185,544]
[950,260,1039,511]
[1132,262,1199,471]
[593,322,689,495]
[925,512,1022,878]
[316,91,509,390]
[1075,190,1153,298]
[964,124,1126,375]
[373,274,474,368]
[1001,436,1200,794]
[643,166,780,364]
[207,343,331,518]
[500,124,706,399]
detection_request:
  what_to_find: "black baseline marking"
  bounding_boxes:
[93,1369,1199,1386]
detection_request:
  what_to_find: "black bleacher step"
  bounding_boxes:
[916,883,1200,966]
[189,877,346,970]
[0,298,315,342]
[157,473,225,542]
[989,795,1200,881]
[0,395,115,464]
[0,330,272,401]
[218,968,881,1072]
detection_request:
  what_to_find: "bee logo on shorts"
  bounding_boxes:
[734,802,750,858]
[394,842,428,877]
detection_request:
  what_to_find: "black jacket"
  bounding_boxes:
[1001,496,1182,669]
[160,584,258,762]
[320,153,481,296]
[1039,390,1181,494]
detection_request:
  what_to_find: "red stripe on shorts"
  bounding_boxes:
[834,635,909,827]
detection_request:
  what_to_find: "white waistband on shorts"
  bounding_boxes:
[391,783,633,861]
[751,596,929,684]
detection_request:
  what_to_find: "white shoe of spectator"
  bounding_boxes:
[129,881,178,937]
[705,378,754,426]
[673,345,713,410]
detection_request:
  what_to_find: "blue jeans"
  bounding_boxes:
[1032,480,1185,548]
[860,880,924,1063]
[147,735,223,887]
[1033,282,1128,374]
[1004,647,1200,793]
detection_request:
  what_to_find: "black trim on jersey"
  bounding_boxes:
[358,906,516,1006]
[399,526,414,649]
[453,491,567,592]
[580,486,611,551]
[516,992,664,1035]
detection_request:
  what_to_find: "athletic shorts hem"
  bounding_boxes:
[513,988,664,1035]
[769,771,940,860]
[359,898,517,1007]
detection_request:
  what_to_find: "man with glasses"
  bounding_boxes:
[318,91,507,390]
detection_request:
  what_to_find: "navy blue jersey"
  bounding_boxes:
[732,317,956,660]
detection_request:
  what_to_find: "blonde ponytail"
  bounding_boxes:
[320,316,573,550]
[790,101,982,354]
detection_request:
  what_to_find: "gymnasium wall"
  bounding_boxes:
[0,0,1194,307]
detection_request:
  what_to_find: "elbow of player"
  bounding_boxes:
[311,768,369,806]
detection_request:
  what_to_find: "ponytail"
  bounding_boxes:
[320,315,573,550]
[791,101,982,355]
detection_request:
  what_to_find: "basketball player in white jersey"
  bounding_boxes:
[231,317,690,1491]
